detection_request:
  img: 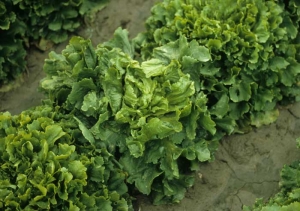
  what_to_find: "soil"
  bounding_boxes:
[1,1,300,211]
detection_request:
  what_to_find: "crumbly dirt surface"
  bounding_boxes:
[1,1,300,211]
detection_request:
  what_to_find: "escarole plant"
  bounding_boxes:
[0,0,109,89]
[13,0,109,49]
[133,0,300,132]
[0,105,132,211]
[40,29,220,204]
[0,0,26,88]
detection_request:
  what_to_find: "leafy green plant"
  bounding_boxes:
[0,0,26,88]
[284,0,300,27]
[13,0,109,49]
[0,0,109,89]
[40,30,221,204]
[0,104,132,210]
[133,0,300,132]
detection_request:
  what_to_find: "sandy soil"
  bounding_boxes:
[1,1,300,211]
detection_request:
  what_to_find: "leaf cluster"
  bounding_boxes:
[40,31,221,204]
[0,105,132,211]
[133,0,300,131]
[0,0,108,88]
[39,0,300,206]
[13,0,109,46]
[0,0,26,87]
